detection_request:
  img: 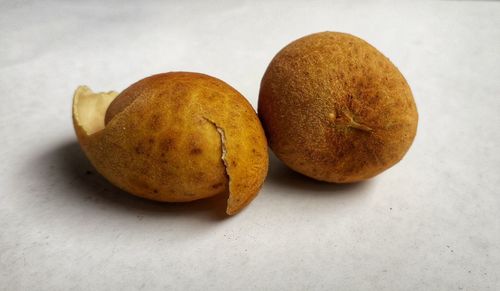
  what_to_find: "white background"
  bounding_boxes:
[1,1,499,290]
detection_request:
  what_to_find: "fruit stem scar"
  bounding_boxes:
[330,109,372,132]
[347,118,372,131]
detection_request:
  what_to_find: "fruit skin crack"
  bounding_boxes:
[215,126,228,166]
[203,117,230,185]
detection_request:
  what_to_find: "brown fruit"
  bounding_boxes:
[72,72,268,215]
[258,32,418,183]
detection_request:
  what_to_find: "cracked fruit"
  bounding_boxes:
[72,72,268,215]
[258,32,418,183]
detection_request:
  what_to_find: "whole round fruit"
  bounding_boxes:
[258,32,418,183]
[72,72,268,214]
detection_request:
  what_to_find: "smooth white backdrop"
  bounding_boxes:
[1,1,499,290]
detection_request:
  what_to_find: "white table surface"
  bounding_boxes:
[1,1,499,290]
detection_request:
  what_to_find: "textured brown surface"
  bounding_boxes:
[258,32,418,182]
[73,72,268,215]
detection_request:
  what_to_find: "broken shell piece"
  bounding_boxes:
[72,72,269,215]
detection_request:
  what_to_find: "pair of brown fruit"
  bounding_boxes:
[73,32,418,215]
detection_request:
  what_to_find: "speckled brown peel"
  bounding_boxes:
[73,72,269,215]
[258,32,418,183]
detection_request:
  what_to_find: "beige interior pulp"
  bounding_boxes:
[72,86,119,135]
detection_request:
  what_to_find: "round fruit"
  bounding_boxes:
[258,32,418,183]
[72,72,268,214]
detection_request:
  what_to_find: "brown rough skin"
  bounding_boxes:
[73,72,268,215]
[258,32,418,183]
